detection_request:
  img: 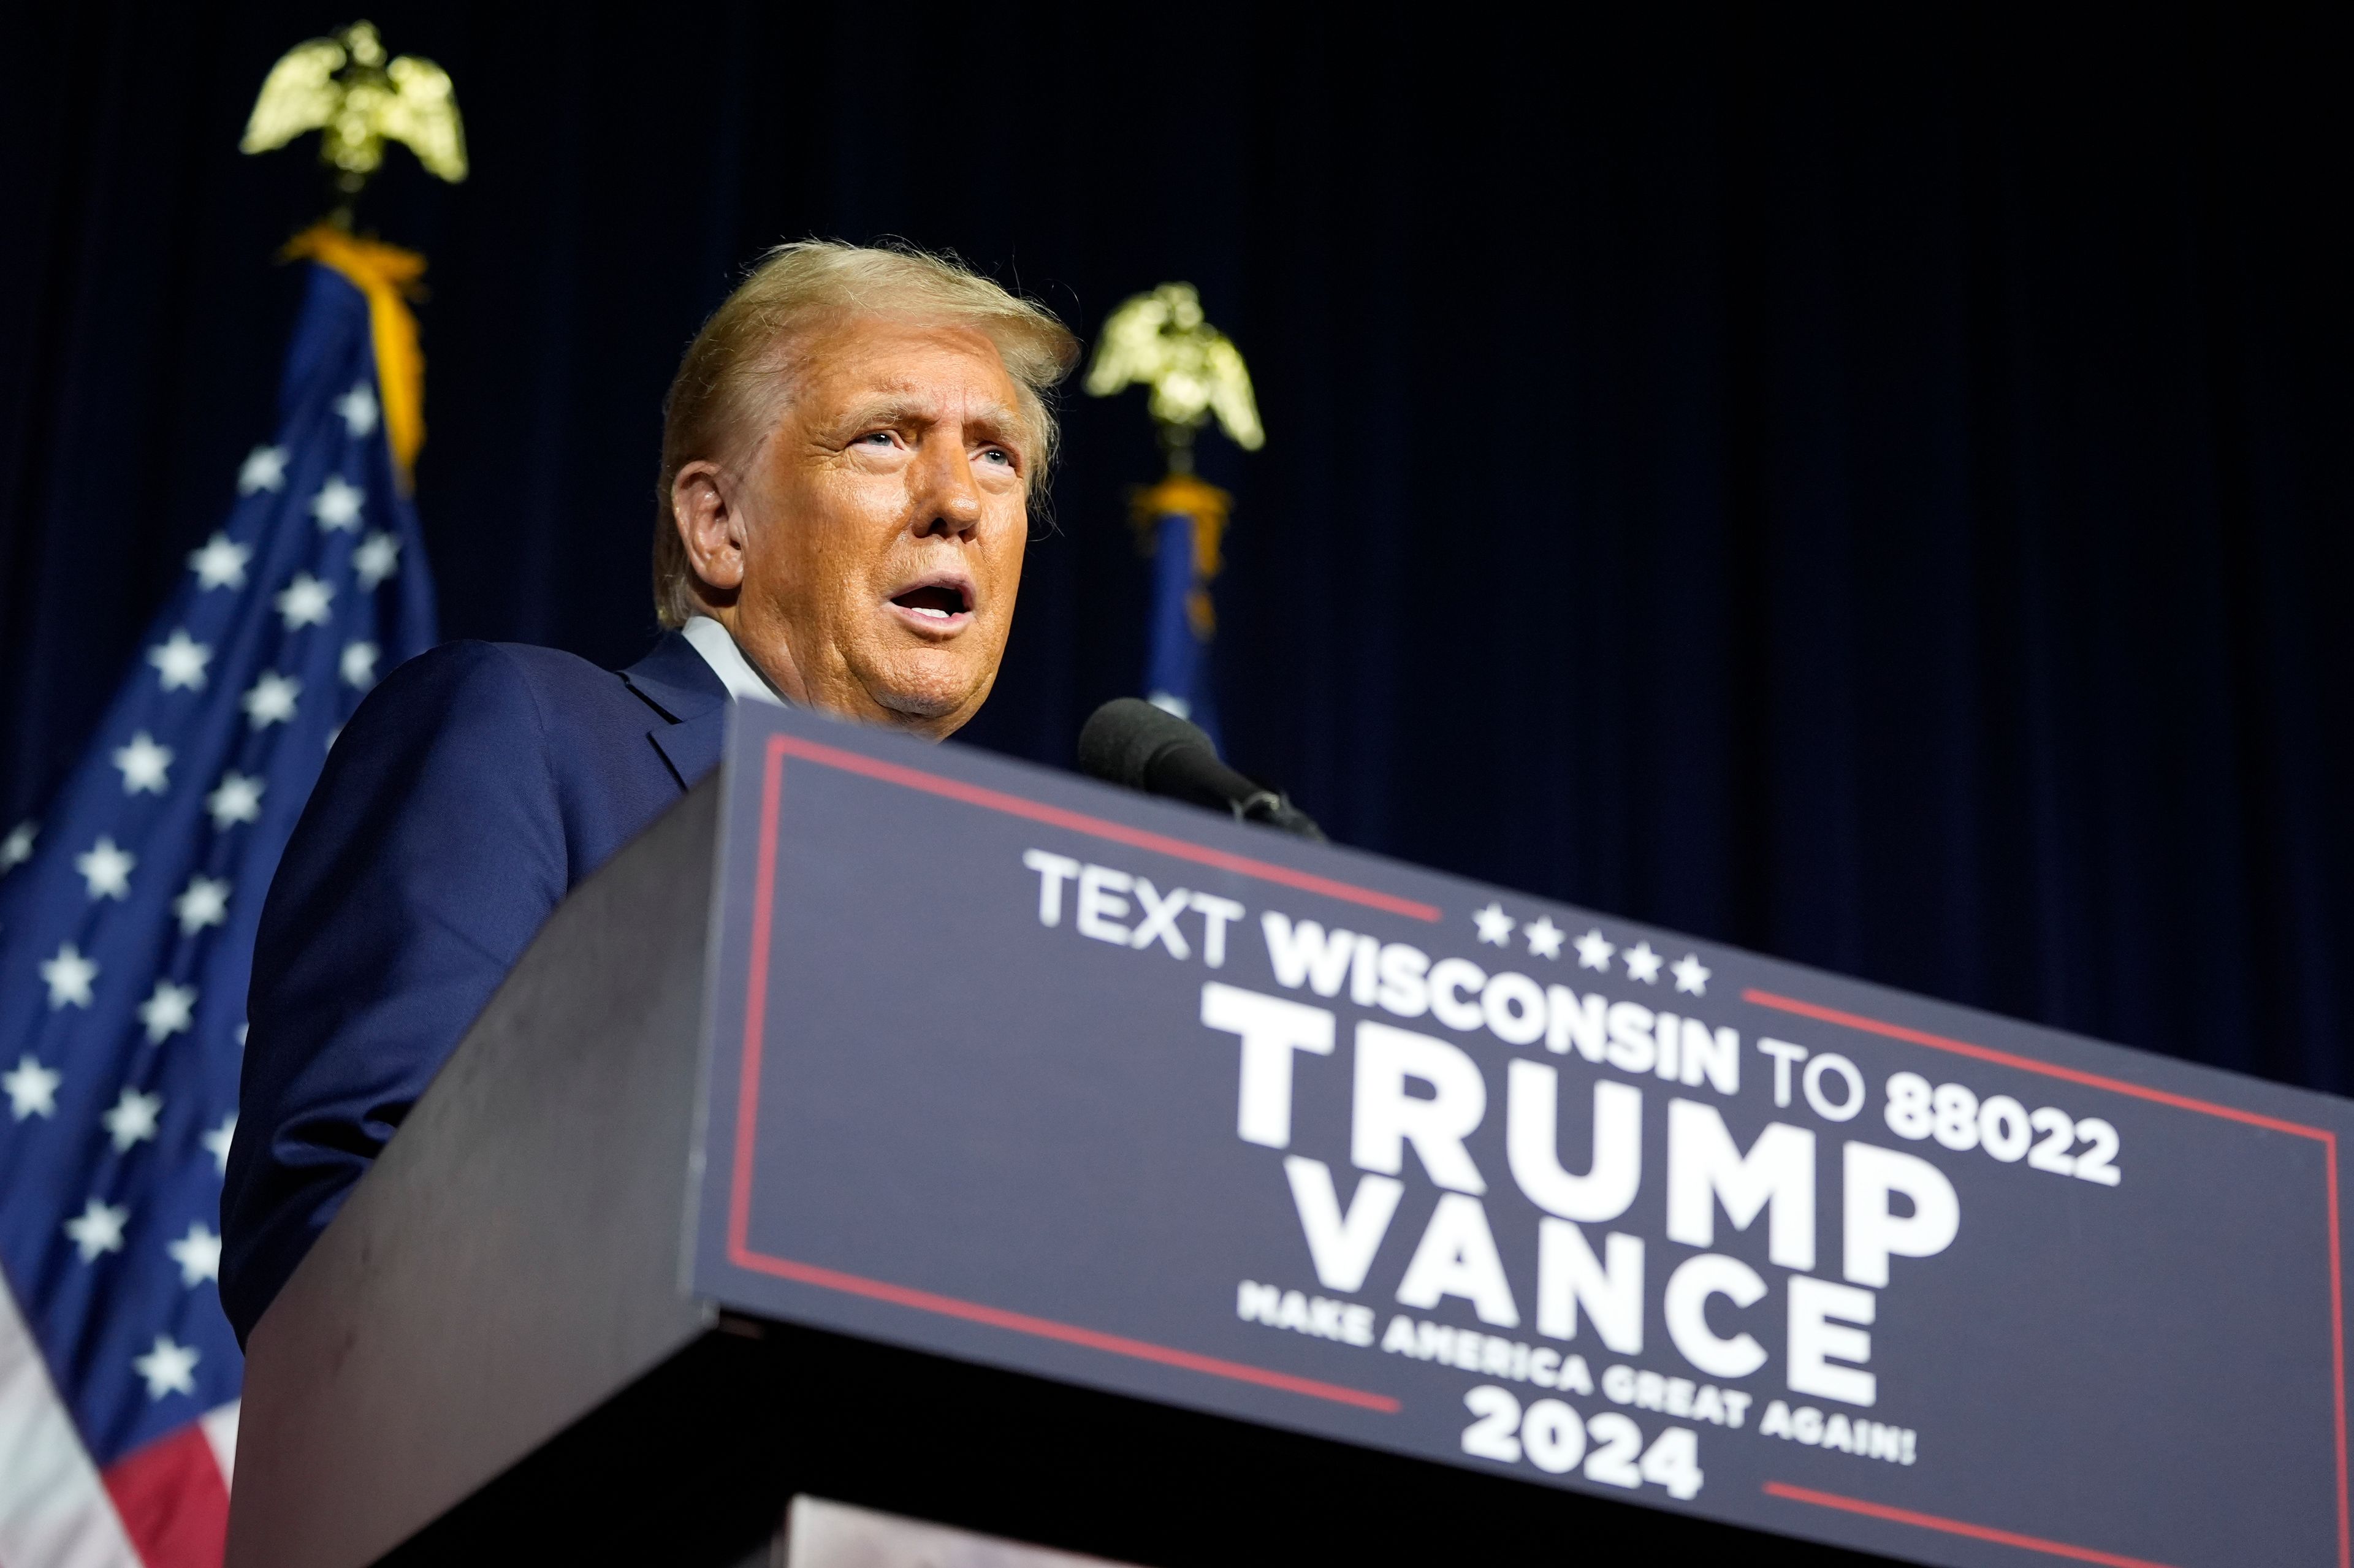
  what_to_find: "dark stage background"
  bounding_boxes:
[4,7,2347,1089]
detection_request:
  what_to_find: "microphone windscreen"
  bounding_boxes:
[1076,698,1213,791]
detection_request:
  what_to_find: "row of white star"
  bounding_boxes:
[6,1060,234,1160]
[0,766,269,888]
[233,382,382,494]
[148,631,376,710]
[234,388,381,486]
[10,1030,239,1407]
[102,663,368,796]
[113,655,361,800]
[51,1103,233,1397]
[34,943,211,1032]
[241,461,376,532]
[54,835,233,919]
[63,1197,221,1287]
[55,1191,223,1398]
[187,528,400,595]
[1469,904,1714,995]
[110,676,303,780]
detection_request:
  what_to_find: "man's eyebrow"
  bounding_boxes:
[840,394,934,428]
[840,393,1029,452]
[961,403,1029,451]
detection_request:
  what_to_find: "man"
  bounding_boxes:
[219,242,1080,1344]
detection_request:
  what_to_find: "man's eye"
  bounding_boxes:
[981,448,1012,465]
[859,432,896,447]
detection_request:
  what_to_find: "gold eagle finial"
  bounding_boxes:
[242,21,467,203]
[1086,283,1265,470]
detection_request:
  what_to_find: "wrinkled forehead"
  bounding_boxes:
[760,310,1045,452]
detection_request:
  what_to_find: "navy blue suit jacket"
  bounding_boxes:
[220,630,728,1344]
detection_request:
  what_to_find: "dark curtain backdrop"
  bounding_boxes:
[4,6,2348,1089]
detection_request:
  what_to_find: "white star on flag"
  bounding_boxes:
[132,1336,199,1401]
[187,531,252,590]
[1,820,36,872]
[275,573,335,630]
[334,382,379,437]
[1472,903,1516,946]
[1574,929,1615,970]
[148,629,213,691]
[1671,954,1711,996]
[3,1056,61,1120]
[1623,941,1663,984]
[136,981,197,1045]
[341,640,380,689]
[102,1087,163,1151]
[354,530,400,588]
[39,943,97,1008]
[242,671,300,728]
[1523,916,1565,960]
[112,731,173,794]
[173,875,231,936]
[75,836,135,899]
[167,1222,223,1287]
[64,1198,128,1262]
[237,444,289,493]
[205,771,265,829]
[309,475,365,531]
[202,1113,237,1176]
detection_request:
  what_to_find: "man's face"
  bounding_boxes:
[695,315,1032,739]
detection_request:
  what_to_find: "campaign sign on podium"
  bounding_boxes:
[691,702,2348,1568]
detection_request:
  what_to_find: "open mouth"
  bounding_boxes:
[888,579,973,625]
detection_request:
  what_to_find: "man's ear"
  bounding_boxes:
[671,460,745,598]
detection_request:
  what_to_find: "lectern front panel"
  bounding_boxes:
[688,704,2352,1568]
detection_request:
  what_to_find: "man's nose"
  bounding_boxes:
[912,434,983,540]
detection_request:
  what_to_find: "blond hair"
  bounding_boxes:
[652,240,1081,628]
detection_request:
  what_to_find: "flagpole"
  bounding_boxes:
[1084,283,1267,745]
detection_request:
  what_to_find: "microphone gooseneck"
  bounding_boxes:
[1076,699,1325,841]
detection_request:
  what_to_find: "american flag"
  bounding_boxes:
[0,253,436,1566]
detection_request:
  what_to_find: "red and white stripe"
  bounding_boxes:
[0,1282,233,1568]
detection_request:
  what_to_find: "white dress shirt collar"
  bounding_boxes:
[680,615,787,707]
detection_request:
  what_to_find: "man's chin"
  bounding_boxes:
[863,661,989,732]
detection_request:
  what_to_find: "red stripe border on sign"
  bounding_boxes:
[725,734,1403,1415]
[756,733,1442,921]
[725,1247,1399,1412]
[1745,987,2350,1568]
[1761,1483,2180,1568]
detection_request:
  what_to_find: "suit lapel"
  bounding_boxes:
[620,631,731,792]
[647,706,726,791]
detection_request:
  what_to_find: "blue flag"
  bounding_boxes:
[0,252,435,1561]
[1135,473,1232,749]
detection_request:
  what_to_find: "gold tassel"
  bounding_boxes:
[281,224,429,490]
[1130,473,1233,641]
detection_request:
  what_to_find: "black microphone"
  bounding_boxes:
[1077,698,1326,841]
